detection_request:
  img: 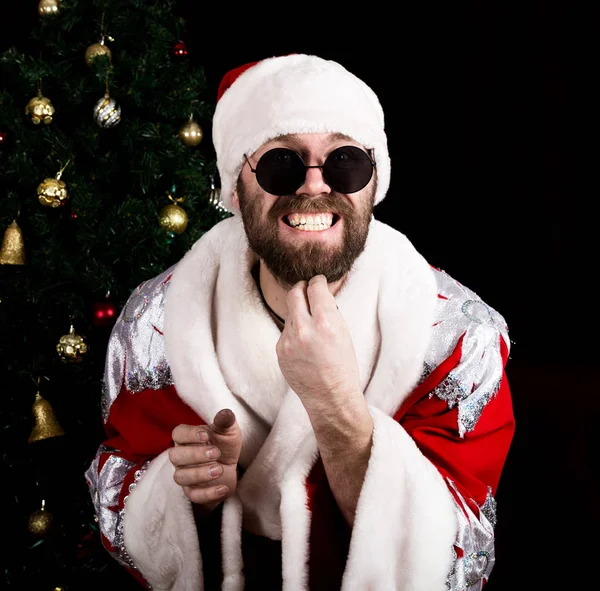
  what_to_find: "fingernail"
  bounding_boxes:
[206,448,220,459]
[209,465,222,477]
[216,485,228,496]
[197,431,209,443]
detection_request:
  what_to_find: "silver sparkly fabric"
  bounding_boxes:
[445,480,496,590]
[85,445,151,578]
[480,486,497,529]
[85,445,135,563]
[101,266,175,423]
[115,461,151,575]
[425,269,510,437]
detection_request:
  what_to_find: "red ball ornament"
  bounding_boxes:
[0,131,6,145]
[92,295,117,327]
[171,40,188,57]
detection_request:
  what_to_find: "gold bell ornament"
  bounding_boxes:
[159,193,188,235]
[37,159,71,208]
[178,114,203,147]
[25,90,55,125]
[0,220,26,265]
[28,500,55,537]
[85,37,112,67]
[38,0,60,16]
[56,324,88,362]
[28,389,65,443]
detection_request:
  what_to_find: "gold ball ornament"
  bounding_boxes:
[38,0,60,16]
[37,177,68,208]
[178,116,203,147]
[56,324,88,363]
[25,93,55,125]
[28,505,54,537]
[94,93,121,128]
[159,202,188,235]
[85,41,112,66]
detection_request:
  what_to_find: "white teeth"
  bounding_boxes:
[286,213,334,230]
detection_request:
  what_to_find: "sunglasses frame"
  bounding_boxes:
[243,145,376,196]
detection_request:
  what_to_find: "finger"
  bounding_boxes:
[306,275,337,318]
[211,408,237,433]
[169,444,221,468]
[173,462,224,487]
[286,280,311,321]
[172,424,210,446]
[184,483,229,505]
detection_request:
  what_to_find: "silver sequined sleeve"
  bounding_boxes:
[86,266,176,582]
[101,266,176,424]
[422,269,511,590]
[445,481,498,591]
[84,445,151,573]
[425,268,510,437]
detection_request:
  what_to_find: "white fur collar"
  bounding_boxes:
[163,215,435,460]
[149,214,444,589]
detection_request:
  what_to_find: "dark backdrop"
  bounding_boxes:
[2,2,598,588]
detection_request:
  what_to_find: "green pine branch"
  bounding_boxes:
[0,2,230,587]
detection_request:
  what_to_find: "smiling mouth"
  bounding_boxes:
[282,213,341,230]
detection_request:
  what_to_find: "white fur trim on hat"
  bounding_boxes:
[212,54,391,215]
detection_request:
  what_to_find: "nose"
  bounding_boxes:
[295,165,331,196]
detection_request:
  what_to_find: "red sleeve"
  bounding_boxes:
[103,382,206,458]
[395,333,515,513]
[87,382,206,588]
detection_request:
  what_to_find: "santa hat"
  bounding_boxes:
[212,53,391,215]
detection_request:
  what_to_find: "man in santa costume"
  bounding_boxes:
[85,54,515,591]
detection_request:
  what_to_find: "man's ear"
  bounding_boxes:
[232,187,240,209]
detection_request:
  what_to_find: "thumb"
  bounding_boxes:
[211,408,237,433]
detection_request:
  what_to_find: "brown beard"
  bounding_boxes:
[235,179,376,289]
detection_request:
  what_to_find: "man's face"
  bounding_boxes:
[234,133,377,290]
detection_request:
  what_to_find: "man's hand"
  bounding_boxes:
[169,409,242,510]
[275,275,362,412]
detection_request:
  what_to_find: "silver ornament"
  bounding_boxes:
[93,93,121,128]
[209,176,226,213]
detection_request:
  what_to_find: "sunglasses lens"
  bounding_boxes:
[253,146,374,196]
[255,148,306,195]
[323,146,374,193]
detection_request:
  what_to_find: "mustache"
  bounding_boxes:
[271,195,353,218]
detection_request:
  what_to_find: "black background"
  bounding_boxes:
[2,1,598,588]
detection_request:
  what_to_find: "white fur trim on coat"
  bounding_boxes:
[342,407,456,590]
[123,451,202,590]
[122,215,457,590]
[212,54,391,215]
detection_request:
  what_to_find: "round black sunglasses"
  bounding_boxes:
[244,145,376,196]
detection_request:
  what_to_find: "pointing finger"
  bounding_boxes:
[172,424,210,446]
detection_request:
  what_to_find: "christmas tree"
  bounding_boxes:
[0,1,229,588]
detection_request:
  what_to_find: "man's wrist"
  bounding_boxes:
[306,394,372,448]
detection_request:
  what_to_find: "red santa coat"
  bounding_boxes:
[86,215,515,590]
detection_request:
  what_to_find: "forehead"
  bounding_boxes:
[254,132,361,157]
